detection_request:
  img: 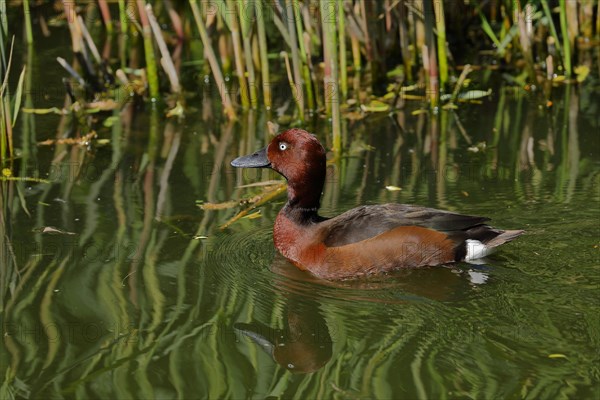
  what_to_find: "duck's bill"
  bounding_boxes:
[230,147,271,168]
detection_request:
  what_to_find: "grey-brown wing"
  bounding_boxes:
[321,204,490,247]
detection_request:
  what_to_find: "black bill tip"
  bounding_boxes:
[231,146,271,168]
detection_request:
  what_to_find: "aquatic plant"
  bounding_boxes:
[7,1,595,142]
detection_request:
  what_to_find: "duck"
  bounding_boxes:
[231,128,524,280]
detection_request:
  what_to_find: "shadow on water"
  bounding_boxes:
[1,75,599,398]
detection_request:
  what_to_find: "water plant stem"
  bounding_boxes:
[98,0,114,34]
[282,51,304,121]
[292,0,314,111]
[559,0,572,77]
[338,0,348,101]
[256,0,272,109]
[136,0,160,100]
[146,4,181,94]
[285,0,305,119]
[434,0,448,91]
[225,0,249,108]
[320,1,341,152]
[241,0,258,108]
[190,0,237,120]
[22,0,33,44]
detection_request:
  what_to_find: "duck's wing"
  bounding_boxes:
[321,204,490,247]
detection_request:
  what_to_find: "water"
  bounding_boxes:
[1,33,599,400]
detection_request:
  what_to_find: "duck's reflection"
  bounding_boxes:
[235,254,490,373]
[234,296,332,374]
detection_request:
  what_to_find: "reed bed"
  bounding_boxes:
[0,0,595,159]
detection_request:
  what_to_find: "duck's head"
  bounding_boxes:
[231,129,326,210]
[231,128,326,180]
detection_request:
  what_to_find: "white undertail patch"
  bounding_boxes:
[465,239,493,261]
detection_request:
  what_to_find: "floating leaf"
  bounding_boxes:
[243,211,262,220]
[574,65,590,83]
[360,100,389,113]
[199,200,238,210]
[166,101,185,118]
[38,131,97,146]
[103,116,119,127]
[386,66,404,78]
[442,103,459,110]
[86,99,120,110]
[237,180,285,189]
[385,186,402,191]
[23,107,65,115]
[34,226,76,235]
[468,142,487,153]
[548,354,568,359]
[458,89,492,100]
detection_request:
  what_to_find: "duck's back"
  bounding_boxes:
[321,204,490,247]
[305,204,523,279]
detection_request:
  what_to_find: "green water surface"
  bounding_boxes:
[1,32,599,400]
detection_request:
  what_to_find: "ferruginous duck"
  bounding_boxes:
[231,128,523,280]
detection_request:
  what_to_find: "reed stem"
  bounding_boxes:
[338,0,348,101]
[433,0,448,91]
[23,0,33,44]
[136,0,160,100]
[559,0,572,77]
[190,0,237,120]
[292,0,315,111]
[240,0,258,108]
[320,1,341,152]
[225,0,249,108]
[256,0,272,109]
[146,4,180,94]
[282,51,304,121]
[98,0,114,34]
[118,0,129,68]
[540,0,563,58]
[285,0,305,119]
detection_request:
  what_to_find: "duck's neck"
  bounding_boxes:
[283,179,324,224]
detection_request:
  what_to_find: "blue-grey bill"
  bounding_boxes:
[231,146,271,168]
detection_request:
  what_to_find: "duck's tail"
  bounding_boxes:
[464,228,524,261]
[485,229,525,248]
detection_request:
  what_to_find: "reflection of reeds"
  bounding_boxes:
[2,87,599,397]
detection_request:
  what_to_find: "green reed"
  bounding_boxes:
[256,0,272,109]
[137,1,160,100]
[190,0,237,120]
[4,0,595,151]
[559,0,572,77]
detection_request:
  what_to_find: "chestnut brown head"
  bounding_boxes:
[231,129,327,210]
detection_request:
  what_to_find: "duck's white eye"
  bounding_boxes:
[279,142,288,151]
